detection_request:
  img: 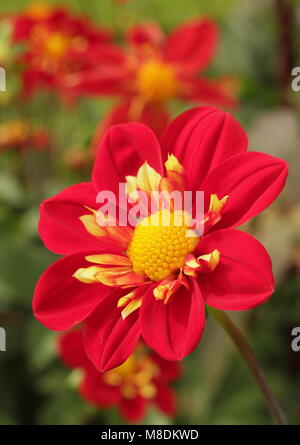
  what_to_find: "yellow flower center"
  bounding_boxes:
[0,120,29,147]
[127,210,199,281]
[103,352,159,400]
[136,59,178,102]
[104,355,136,386]
[44,32,70,58]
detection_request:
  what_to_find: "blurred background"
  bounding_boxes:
[0,0,299,425]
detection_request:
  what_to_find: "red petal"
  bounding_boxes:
[38,182,110,255]
[92,121,163,194]
[160,106,247,190]
[22,69,53,96]
[151,354,182,382]
[63,45,127,96]
[154,384,176,416]
[126,23,164,47]
[138,103,170,139]
[91,101,169,156]
[163,19,218,74]
[83,291,141,371]
[198,229,275,310]
[141,279,205,361]
[80,372,120,407]
[33,252,112,330]
[58,329,91,369]
[180,77,238,108]
[12,17,35,41]
[119,395,147,423]
[202,152,288,230]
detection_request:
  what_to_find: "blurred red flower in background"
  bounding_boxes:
[33,106,288,371]
[10,2,113,101]
[58,330,181,422]
[65,19,238,140]
[0,119,49,152]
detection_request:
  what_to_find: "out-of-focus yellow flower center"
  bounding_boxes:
[44,32,70,58]
[136,59,178,102]
[103,353,159,400]
[127,210,199,282]
[26,1,52,20]
[0,120,29,148]
[110,355,136,381]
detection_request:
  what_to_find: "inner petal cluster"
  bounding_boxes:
[136,59,178,102]
[127,210,199,281]
[43,32,70,58]
[103,353,158,399]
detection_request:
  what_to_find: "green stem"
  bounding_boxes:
[207,306,288,425]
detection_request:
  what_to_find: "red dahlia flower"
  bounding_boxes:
[11,2,113,99]
[33,106,288,371]
[58,330,181,422]
[0,119,49,152]
[65,20,238,139]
